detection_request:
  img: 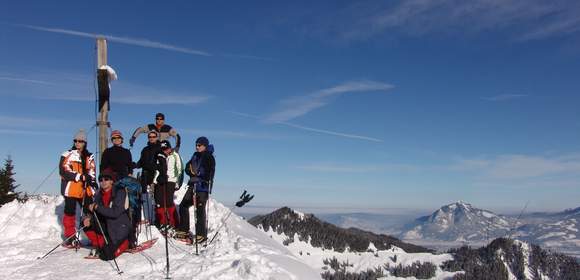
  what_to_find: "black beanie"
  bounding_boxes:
[196,136,209,146]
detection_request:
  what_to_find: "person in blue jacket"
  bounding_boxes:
[175,136,215,244]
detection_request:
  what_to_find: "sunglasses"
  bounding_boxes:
[73,140,86,143]
[111,137,122,140]
[148,135,158,139]
[156,118,164,120]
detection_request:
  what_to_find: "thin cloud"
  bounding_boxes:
[0,72,211,106]
[298,162,418,173]
[180,128,282,140]
[266,80,393,123]
[0,115,87,128]
[0,128,69,136]
[17,24,211,57]
[482,94,528,102]
[0,76,56,86]
[229,111,383,143]
[280,122,383,142]
[452,154,580,179]
[324,0,580,41]
[16,24,273,61]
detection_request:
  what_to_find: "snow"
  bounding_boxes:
[293,210,306,221]
[0,192,320,280]
[481,211,495,218]
[262,225,458,279]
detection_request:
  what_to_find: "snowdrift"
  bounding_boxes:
[0,191,320,280]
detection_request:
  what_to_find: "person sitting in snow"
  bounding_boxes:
[175,136,215,244]
[129,113,181,152]
[152,140,181,233]
[59,129,96,248]
[82,170,130,260]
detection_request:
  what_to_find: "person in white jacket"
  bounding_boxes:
[153,140,183,229]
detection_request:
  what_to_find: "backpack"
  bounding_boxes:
[114,177,142,215]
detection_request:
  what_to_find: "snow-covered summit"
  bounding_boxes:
[400,201,513,242]
[0,193,320,280]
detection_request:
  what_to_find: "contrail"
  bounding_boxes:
[18,24,212,57]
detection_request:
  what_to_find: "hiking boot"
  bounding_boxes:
[159,224,175,237]
[85,249,100,259]
[195,235,207,243]
[62,236,80,249]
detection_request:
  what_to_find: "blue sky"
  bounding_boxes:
[1,1,580,213]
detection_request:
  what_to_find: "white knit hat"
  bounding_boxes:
[74,129,87,142]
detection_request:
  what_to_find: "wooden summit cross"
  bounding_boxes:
[96,38,109,162]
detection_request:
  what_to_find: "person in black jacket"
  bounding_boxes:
[176,136,215,243]
[136,130,161,226]
[137,131,161,190]
[83,170,131,260]
[100,130,133,180]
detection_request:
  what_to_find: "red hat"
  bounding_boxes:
[110,130,123,139]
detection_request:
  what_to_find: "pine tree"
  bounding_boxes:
[0,155,20,206]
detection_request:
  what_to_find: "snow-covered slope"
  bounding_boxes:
[0,191,320,280]
[250,207,460,279]
[514,207,580,259]
[399,201,513,242]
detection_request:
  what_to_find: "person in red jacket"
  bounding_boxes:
[59,129,96,248]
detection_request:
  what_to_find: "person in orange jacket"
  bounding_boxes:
[59,129,96,248]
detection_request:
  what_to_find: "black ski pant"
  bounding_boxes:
[177,186,208,237]
[153,182,177,228]
[63,195,93,216]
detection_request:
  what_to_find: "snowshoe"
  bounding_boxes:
[84,249,100,259]
[62,236,80,249]
[127,238,158,254]
[173,231,193,245]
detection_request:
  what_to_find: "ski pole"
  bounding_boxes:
[92,210,123,275]
[193,186,198,255]
[37,226,86,260]
[162,183,171,279]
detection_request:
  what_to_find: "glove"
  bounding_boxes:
[235,190,254,207]
[129,136,136,147]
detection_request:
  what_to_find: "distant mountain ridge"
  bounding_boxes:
[514,207,580,259]
[247,206,580,279]
[248,206,431,253]
[400,201,514,242]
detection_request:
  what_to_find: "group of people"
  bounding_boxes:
[58,113,216,260]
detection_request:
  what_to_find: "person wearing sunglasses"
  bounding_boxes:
[136,130,162,225]
[175,136,215,244]
[82,170,131,260]
[100,130,134,181]
[129,113,181,152]
[58,129,96,248]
